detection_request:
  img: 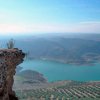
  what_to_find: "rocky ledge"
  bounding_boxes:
[0,48,25,100]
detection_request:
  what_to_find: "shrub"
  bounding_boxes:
[7,39,15,49]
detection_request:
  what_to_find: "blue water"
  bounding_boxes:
[20,60,100,82]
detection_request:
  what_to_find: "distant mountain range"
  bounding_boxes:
[7,34,98,65]
[1,33,100,65]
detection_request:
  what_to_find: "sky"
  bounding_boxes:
[0,0,100,35]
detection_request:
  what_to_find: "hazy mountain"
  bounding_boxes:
[8,34,100,65]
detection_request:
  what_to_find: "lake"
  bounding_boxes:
[20,60,100,82]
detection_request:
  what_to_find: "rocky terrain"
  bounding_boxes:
[0,48,25,100]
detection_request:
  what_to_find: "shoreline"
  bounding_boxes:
[25,58,99,66]
[16,67,100,84]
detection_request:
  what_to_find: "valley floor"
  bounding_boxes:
[14,80,100,100]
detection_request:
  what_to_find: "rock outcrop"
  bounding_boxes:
[0,48,25,100]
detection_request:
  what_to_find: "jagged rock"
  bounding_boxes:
[0,48,25,100]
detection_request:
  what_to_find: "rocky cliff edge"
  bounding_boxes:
[0,48,25,100]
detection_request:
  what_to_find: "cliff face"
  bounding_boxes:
[0,48,25,100]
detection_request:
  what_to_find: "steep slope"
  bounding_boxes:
[0,48,25,100]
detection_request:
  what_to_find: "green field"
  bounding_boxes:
[15,81,100,100]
